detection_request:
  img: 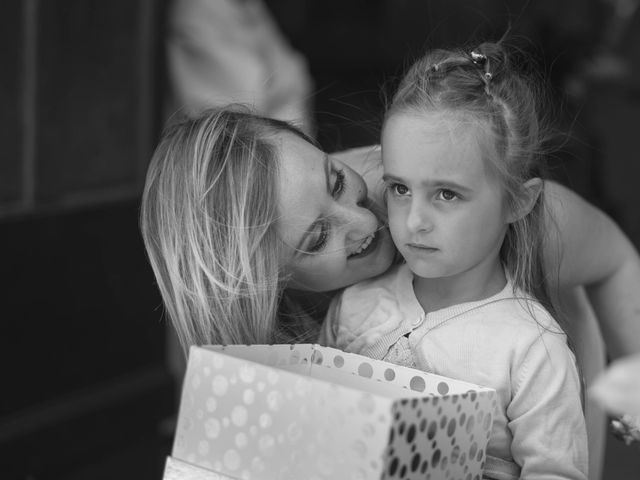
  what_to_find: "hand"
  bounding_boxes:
[590,353,640,415]
[590,353,640,446]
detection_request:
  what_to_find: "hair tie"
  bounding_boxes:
[470,51,487,66]
[471,50,493,85]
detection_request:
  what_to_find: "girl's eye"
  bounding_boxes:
[308,221,329,253]
[389,183,410,196]
[331,168,346,197]
[437,189,458,201]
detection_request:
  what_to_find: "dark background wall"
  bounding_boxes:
[1,1,639,479]
[0,1,173,478]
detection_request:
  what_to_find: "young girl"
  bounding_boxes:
[321,42,588,479]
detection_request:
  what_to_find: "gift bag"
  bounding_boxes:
[164,344,497,479]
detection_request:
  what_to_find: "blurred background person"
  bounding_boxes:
[166,0,314,134]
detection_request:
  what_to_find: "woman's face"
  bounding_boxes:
[276,132,396,292]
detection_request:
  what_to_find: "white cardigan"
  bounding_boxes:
[321,263,588,480]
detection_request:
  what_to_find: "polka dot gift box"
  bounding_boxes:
[165,344,497,480]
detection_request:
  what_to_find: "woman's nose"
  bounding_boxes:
[333,200,375,245]
[337,175,373,233]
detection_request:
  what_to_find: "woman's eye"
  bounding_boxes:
[308,223,329,253]
[438,189,458,201]
[331,168,346,197]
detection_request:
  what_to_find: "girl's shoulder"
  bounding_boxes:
[475,285,564,337]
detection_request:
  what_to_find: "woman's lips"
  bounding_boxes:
[348,229,381,260]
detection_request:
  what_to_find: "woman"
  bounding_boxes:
[141,107,640,477]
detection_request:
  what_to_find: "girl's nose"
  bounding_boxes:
[406,199,434,234]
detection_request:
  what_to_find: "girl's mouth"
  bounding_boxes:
[407,243,438,253]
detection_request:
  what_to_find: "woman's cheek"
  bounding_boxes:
[289,227,397,291]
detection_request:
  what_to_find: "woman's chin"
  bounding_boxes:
[350,229,397,282]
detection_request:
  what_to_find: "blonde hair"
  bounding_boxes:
[141,108,317,351]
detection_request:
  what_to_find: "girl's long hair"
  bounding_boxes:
[386,41,557,317]
[141,107,318,352]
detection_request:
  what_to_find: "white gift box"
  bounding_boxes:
[165,344,496,479]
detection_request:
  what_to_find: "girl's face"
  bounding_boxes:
[276,132,396,292]
[381,112,509,282]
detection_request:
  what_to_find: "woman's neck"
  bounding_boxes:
[412,259,506,314]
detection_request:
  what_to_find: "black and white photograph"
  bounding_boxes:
[2,1,640,479]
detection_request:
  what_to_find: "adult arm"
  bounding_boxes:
[544,181,640,358]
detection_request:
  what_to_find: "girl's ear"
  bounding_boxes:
[507,178,543,223]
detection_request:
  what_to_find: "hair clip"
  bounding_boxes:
[470,51,487,66]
